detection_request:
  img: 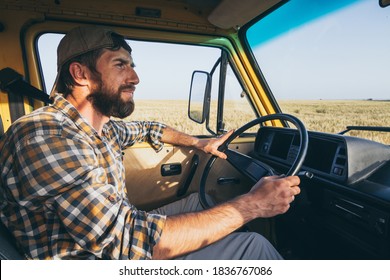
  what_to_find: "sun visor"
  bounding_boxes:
[208,0,284,29]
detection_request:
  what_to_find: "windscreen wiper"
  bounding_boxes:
[339,126,390,135]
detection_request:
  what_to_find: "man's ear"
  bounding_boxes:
[69,62,89,86]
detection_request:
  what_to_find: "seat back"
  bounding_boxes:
[0,67,50,259]
[0,222,24,259]
[0,114,22,259]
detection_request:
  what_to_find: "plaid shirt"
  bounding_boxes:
[0,94,166,259]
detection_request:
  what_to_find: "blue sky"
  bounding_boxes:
[248,0,390,100]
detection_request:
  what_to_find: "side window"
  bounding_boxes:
[37,34,257,135]
[223,63,257,133]
[126,40,220,136]
[208,58,258,134]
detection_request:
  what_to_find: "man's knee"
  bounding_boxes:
[234,232,283,260]
[245,232,269,249]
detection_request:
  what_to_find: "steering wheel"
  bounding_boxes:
[199,113,309,208]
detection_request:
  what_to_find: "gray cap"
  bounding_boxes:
[50,25,131,98]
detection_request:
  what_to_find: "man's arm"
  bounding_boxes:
[161,126,234,159]
[153,175,300,259]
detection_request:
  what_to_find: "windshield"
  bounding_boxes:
[245,0,390,144]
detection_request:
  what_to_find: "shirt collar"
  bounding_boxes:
[52,93,102,140]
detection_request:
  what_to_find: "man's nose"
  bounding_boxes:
[127,67,140,85]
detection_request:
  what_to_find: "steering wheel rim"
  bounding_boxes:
[199,113,308,208]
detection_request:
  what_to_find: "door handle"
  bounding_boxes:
[161,163,182,176]
[217,177,240,185]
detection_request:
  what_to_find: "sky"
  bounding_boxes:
[38,0,390,101]
[248,0,390,100]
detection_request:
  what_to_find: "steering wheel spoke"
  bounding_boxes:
[224,149,274,183]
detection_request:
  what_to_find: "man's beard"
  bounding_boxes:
[87,80,135,119]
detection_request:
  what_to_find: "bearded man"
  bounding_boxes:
[0,26,300,260]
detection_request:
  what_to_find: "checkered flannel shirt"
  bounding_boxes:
[0,94,167,259]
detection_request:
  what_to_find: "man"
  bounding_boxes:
[0,26,300,260]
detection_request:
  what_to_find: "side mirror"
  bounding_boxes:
[188,71,211,124]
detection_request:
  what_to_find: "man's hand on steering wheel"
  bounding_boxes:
[246,175,301,217]
[195,129,235,160]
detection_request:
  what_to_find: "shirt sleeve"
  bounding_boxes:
[15,134,166,259]
[108,120,166,152]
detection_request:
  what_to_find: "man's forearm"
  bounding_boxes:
[160,126,233,159]
[153,193,256,259]
[160,126,199,148]
[153,175,300,259]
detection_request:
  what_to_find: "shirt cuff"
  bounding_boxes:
[129,210,166,260]
[148,122,166,152]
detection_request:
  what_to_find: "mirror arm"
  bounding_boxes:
[216,51,228,134]
[210,57,221,75]
[204,77,216,135]
[205,58,222,136]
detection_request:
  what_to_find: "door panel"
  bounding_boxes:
[124,142,254,211]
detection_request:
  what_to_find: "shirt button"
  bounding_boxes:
[107,195,116,202]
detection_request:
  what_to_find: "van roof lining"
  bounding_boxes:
[207,0,284,29]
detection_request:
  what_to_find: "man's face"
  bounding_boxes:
[87,47,139,119]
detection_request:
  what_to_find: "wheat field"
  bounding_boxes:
[279,100,390,144]
[128,99,390,144]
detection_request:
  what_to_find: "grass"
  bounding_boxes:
[127,99,390,145]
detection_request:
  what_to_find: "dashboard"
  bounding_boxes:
[253,126,390,259]
[254,127,390,185]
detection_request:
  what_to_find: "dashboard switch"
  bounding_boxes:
[333,167,344,176]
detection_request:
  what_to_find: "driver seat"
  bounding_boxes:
[0,112,23,260]
[0,222,24,259]
[0,68,34,260]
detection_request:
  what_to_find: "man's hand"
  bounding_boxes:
[194,130,234,159]
[243,175,301,218]
[161,126,234,160]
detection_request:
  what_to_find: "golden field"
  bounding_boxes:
[279,100,390,144]
[128,99,390,144]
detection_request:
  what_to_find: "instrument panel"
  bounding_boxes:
[254,127,390,185]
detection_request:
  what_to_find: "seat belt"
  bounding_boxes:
[0,67,52,104]
[0,114,4,137]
